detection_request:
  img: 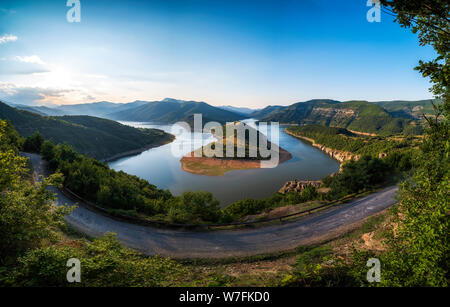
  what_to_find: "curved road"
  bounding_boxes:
[25,153,398,259]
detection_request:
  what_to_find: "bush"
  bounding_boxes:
[324,155,391,199]
[22,132,44,153]
[8,234,187,287]
[40,140,55,161]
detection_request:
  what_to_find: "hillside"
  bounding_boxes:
[372,99,437,119]
[258,100,422,135]
[286,124,420,157]
[219,105,259,115]
[107,99,247,124]
[0,102,174,160]
[250,105,286,119]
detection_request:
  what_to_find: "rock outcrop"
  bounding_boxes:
[279,180,322,194]
[315,144,360,163]
[284,129,360,163]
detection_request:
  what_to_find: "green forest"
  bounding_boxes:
[286,124,420,158]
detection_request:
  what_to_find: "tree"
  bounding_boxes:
[0,121,71,264]
[40,140,55,161]
[373,0,449,286]
[380,0,449,113]
[22,132,44,153]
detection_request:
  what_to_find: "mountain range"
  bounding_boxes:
[7,98,437,136]
[10,98,247,124]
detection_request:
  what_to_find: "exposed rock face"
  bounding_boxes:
[284,130,360,163]
[316,145,360,163]
[279,180,322,194]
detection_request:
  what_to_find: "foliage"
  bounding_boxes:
[224,190,314,220]
[283,246,360,287]
[370,0,449,286]
[380,173,449,286]
[22,131,43,153]
[39,140,224,224]
[7,234,187,287]
[0,120,71,264]
[378,118,449,286]
[0,102,173,160]
[380,0,449,108]
[323,155,403,199]
[166,191,222,224]
[287,124,420,157]
[0,120,188,287]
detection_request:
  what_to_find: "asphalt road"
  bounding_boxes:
[24,153,398,259]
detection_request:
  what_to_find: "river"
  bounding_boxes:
[108,120,340,207]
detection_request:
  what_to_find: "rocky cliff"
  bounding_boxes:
[285,129,360,163]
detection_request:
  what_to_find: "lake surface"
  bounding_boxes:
[109,120,340,207]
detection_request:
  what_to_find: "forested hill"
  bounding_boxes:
[372,99,437,119]
[107,99,247,124]
[255,100,423,135]
[0,102,174,160]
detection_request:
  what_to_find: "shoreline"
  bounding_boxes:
[102,133,175,163]
[284,128,359,164]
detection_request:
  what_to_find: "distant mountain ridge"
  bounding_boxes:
[13,98,247,124]
[218,106,260,115]
[107,99,247,124]
[11,100,149,117]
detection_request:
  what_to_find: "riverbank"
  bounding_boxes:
[284,128,359,163]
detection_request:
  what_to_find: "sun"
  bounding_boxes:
[36,65,76,89]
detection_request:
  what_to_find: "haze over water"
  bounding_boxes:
[109,121,340,207]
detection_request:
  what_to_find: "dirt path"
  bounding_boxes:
[24,153,398,259]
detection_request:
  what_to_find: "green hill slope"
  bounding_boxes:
[372,99,437,119]
[250,105,286,119]
[259,100,422,135]
[0,102,174,160]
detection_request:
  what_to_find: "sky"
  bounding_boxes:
[0,0,437,108]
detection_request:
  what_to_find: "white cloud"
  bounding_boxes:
[14,55,46,65]
[0,82,75,106]
[0,55,49,75]
[0,34,18,44]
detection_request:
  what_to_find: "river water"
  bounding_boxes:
[109,120,340,207]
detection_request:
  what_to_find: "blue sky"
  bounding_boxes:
[0,0,436,107]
